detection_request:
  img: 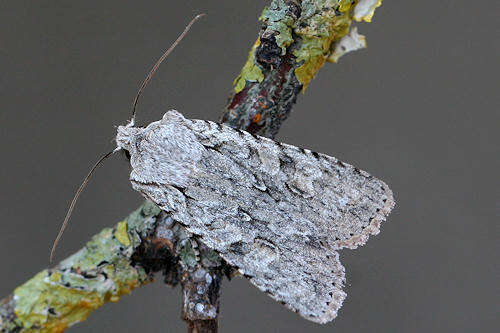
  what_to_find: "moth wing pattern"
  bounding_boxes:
[124,111,395,323]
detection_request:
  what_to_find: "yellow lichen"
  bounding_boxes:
[114,221,131,246]
[338,0,355,12]
[293,0,382,90]
[233,39,264,93]
[294,5,352,91]
[14,270,103,332]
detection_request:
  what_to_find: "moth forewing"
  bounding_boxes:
[116,110,395,323]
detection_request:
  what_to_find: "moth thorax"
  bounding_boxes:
[116,123,140,151]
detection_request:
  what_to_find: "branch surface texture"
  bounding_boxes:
[0,1,382,331]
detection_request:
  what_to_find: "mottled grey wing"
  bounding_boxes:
[167,118,395,323]
[126,113,395,323]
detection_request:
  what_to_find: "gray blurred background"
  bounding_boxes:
[0,1,498,332]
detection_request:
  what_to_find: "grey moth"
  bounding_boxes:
[116,110,395,324]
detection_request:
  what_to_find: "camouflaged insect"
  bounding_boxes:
[116,110,395,324]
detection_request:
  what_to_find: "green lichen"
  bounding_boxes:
[179,240,199,269]
[126,201,161,248]
[14,270,103,332]
[12,204,157,332]
[139,200,162,217]
[259,0,295,54]
[201,248,223,268]
[233,39,265,93]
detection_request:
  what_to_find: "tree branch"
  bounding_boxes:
[0,1,383,331]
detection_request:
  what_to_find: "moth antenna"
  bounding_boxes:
[50,150,116,264]
[131,13,205,122]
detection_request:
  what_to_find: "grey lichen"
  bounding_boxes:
[259,0,296,54]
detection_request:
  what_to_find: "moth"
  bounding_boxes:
[114,110,394,323]
[51,15,395,324]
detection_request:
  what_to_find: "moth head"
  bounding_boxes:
[115,121,140,153]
